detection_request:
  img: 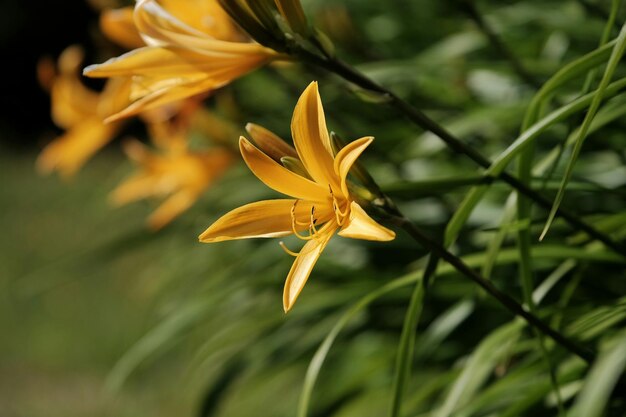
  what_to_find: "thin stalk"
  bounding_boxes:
[577,0,621,30]
[297,49,625,256]
[582,0,621,93]
[518,149,566,414]
[386,214,595,364]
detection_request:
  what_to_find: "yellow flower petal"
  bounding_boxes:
[333,136,374,197]
[85,0,278,120]
[110,173,158,205]
[51,47,100,129]
[85,45,272,119]
[148,190,197,230]
[161,0,241,40]
[134,0,212,48]
[100,7,145,49]
[283,223,336,312]
[199,199,332,243]
[97,77,134,119]
[112,136,233,229]
[338,202,395,241]
[84,46,212,77]
[245,123,297,161]
[104,76,216,122]
[37,117,120,178]
[290,81,338,188]
[239,136,328,202]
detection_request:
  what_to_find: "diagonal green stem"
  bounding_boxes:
[386,214,595,364]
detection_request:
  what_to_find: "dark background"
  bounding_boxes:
[0,0,96,147]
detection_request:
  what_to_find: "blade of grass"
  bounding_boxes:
[434,321,524,417]
[581,0,622,94]
[296,244,624,417]
[541,22,626,239]
[296,274,421,417]
[414,298,475,360]
[444,78,626,251]
[571,330,626,417]
[389,265,427,417]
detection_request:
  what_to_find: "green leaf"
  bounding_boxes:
[415,298,475,359]
[541,22,626,239]
[434,321,524,417]
[571,329,626,417]
[389,275,426,417]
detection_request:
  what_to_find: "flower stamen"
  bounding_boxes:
[328,184,349,226]
[279,241,299,257]
[291,200,315,240]
[309,206,319,235]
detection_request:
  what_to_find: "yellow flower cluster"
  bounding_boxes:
[40,0,394,311]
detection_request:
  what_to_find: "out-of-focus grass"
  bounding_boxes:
[0,149,197,417]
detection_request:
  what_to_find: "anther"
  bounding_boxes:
[279,241,299,257]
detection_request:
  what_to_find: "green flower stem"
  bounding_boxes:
[297,49,626,256]
[386,213,595,364]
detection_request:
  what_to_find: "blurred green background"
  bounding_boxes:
[2,0,626,416]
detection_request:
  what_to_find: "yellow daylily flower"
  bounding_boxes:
[84,0,280,121]
[37,46,132,178]
[111,122,234,230]
[199,82,395,312]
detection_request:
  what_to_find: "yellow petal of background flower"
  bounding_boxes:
[51,46,100,128]
[199,200,332,243]
[134,0,213,49]
[85,46,204,77]
[283,223,336,312]
[239,137,328,202]
[97,77,134,119]
[104,77,215,121]
[100,7,145,49]
[338,202,395,241]
[110,173,158,205]
[148,190,198,230]
[37,117,121,178]
[85,45,272,119]
[333,136,374,197]
[158,0,241,40]
[290,82,338,188]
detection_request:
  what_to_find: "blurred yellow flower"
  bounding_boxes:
[84,0,280,121]
[199,82,395,312]
[36,46,131,178]
[111,121,234,230]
